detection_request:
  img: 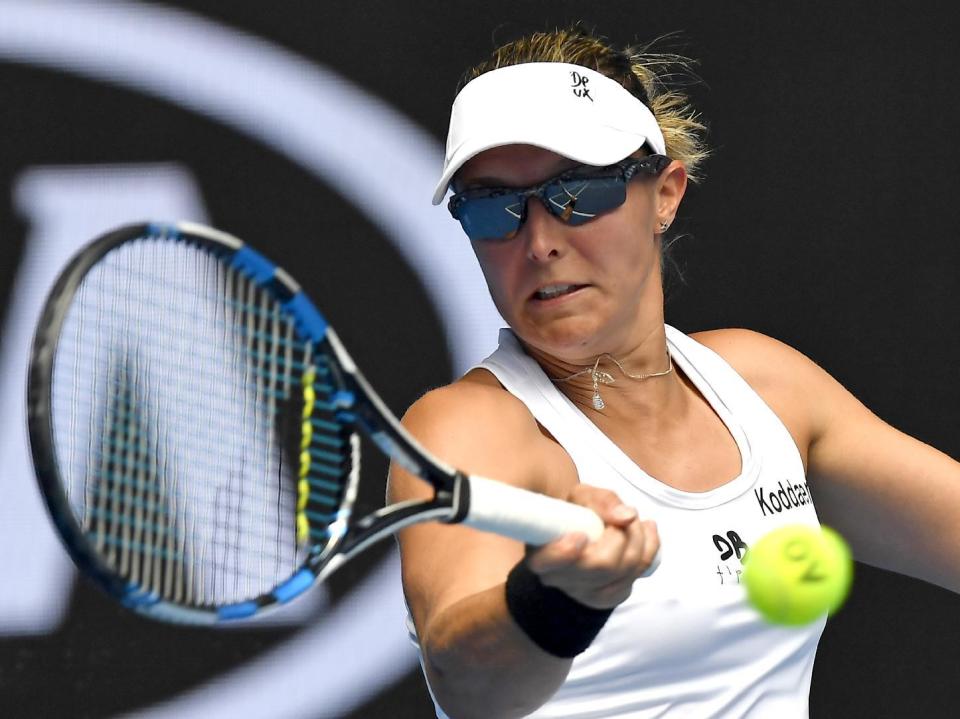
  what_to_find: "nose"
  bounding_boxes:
[521,197,566,263]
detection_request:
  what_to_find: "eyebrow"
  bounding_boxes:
[455,159,585,192]
[457,176,510,190]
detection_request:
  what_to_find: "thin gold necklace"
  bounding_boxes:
[551,350,673,410]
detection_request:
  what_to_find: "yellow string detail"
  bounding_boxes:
[296,479,310,512]
[296,365,317,544]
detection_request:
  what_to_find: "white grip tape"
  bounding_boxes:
[462,475,604,545]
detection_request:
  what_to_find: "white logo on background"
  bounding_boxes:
[0,2,504,716]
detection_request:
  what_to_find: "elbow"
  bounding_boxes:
[422,644,498,719]
[420,620,467,691]
[420,623,558,719]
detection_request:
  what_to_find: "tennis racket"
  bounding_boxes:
[27,221,612,625]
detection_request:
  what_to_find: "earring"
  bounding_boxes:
[659,220,670,233]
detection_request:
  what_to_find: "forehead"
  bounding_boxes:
[455,144,578,188]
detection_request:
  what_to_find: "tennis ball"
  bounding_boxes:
[743,524,853,626]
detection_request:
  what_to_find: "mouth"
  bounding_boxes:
[530,283,586,301]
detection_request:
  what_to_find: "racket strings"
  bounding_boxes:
[62,309,320,383]
[51,238,325,608]
[84,312,189,602]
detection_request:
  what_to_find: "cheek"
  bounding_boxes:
[582,213,654,271]
[611,190,658,262]
[472,244,518,306]
[622,182,657,230]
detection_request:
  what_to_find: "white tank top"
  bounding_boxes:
[413,326,825,718]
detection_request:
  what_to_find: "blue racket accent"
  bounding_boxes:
[230,245,277,284]
[147,222,180,239]
[145,603,220,626]
[218,601,260,620]
[274,567,315,603]
[331,390,355,408]
[284,292,328,341]
[122,585,160,608]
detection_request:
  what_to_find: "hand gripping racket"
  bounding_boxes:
[27,221,612,625]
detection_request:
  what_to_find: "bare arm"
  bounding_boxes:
[806,367,960,592]
[700,329,960,593]
[389,376,658,719]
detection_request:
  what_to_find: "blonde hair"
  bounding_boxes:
[458,27,710,183]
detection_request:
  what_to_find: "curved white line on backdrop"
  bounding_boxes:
[0,1,504,717]
[0,0,502,375]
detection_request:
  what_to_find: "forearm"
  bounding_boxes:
[810,416,960,594]
[421,583,572,719]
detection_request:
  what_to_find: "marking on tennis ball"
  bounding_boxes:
[784,536,826,583]
[743,524,853,626]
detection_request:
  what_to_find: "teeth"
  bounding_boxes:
[536,284,576,300]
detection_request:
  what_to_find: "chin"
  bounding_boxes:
[514,321,604,362]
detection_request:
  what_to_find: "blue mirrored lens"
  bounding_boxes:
[544,177,627,226]
[457,193,524,241]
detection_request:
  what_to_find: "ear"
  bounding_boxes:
[654,161,688,231]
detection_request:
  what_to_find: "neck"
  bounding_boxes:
[524,324,685,419]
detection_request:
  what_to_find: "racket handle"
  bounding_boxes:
[461,475,605,544]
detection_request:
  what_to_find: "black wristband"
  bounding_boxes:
[504,560,614,659]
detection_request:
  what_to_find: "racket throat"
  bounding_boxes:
[444,471,472,525]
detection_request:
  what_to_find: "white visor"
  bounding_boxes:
[432,62,667,205]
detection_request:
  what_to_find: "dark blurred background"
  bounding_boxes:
[1,1,958,717]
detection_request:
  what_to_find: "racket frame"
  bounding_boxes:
[27,221,472,624]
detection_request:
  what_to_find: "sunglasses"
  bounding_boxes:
[447,155,671,242]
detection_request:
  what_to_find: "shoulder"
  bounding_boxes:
[689,327,828,394]
[395,368,566,497]
[402,368,542,443]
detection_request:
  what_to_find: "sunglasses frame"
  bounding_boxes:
[447,154,672,241]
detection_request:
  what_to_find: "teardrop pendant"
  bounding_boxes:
[591,371,605,410]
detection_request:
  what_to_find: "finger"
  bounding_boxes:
[578,522,632,570]
[569,485,637,527]
[526,531,589,574]
[532,522,648,606]
[540,536,641,607]
[607,519,656,575]
[641,547,662,578]
[638,520,661,577]
[575,517,652,582]
[539,523,634,588]
[605,503,638,527]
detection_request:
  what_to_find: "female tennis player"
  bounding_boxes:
[388,28,960,718]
